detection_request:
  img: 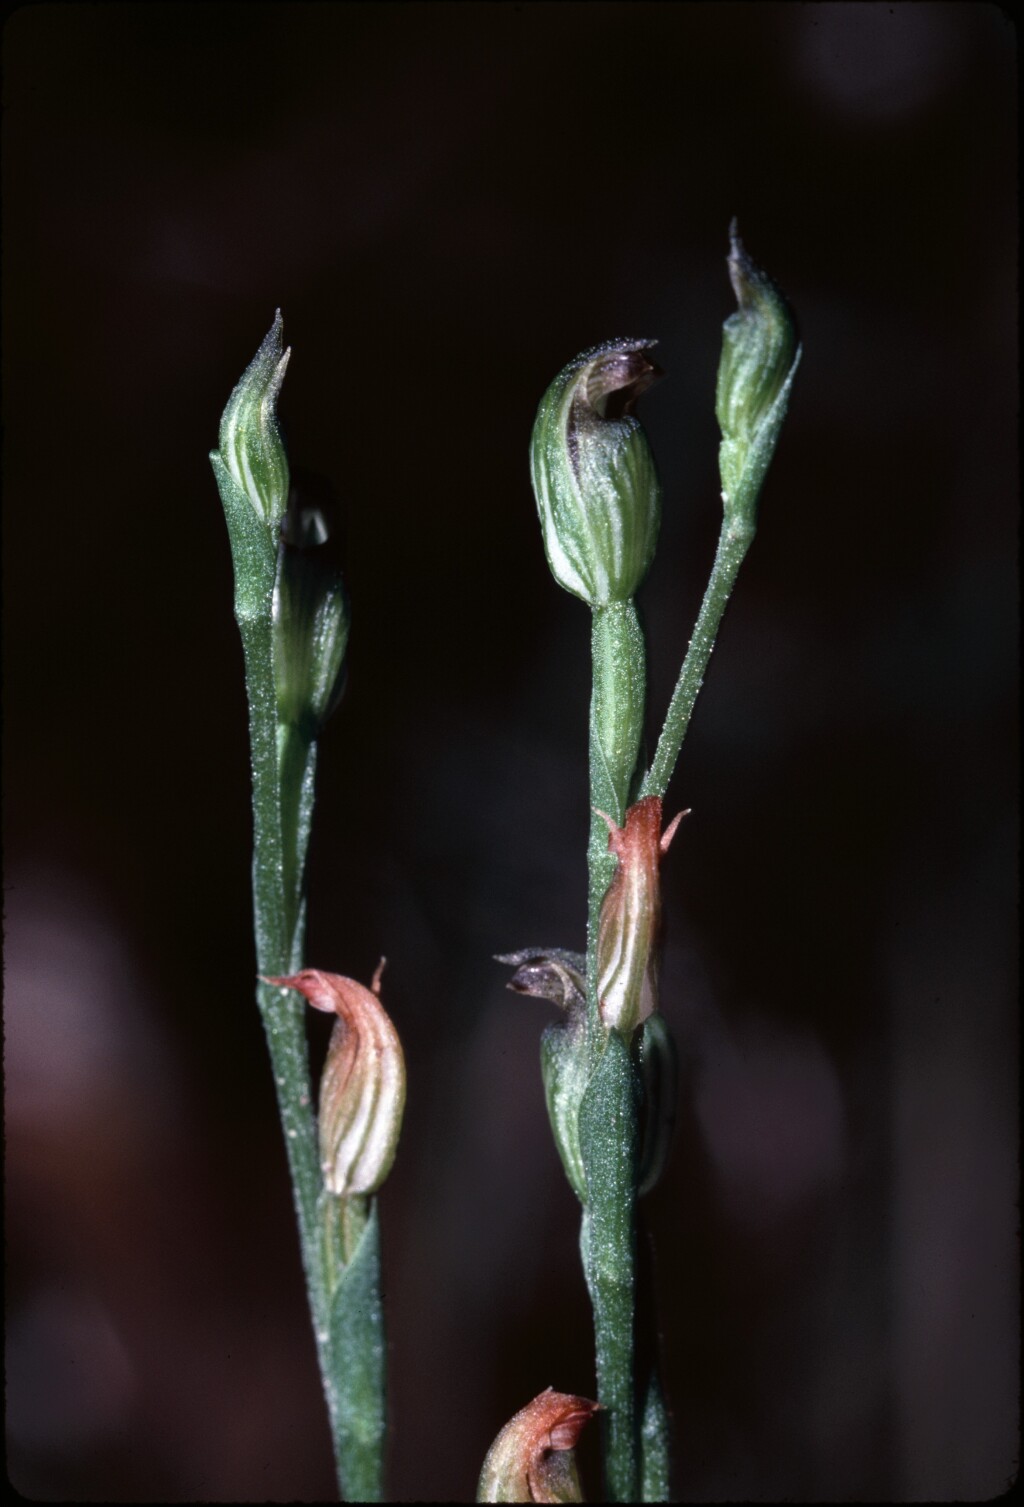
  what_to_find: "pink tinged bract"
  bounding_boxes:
[595,795,686,1035]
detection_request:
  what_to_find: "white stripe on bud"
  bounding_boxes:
[216,311,291,532]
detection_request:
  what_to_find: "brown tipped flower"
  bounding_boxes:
[476,1388,600,1503]
[496,948,587,1014]
[497,948,589,1203]
[264,967,406,1197]
[530,338,663,607]
[595,795,686,1035]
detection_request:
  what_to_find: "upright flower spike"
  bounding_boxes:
[530,340,662,607]
[595,796,687,1036]
[264,968,406,1198]
[716,222,801,525]
[477,1388,600,1504]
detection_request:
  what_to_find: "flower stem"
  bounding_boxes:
[587,600,647,996]
[238,608,384,1501]
[579,1034,641,1502]
[640,514,756,801]
[581,600,645,1502]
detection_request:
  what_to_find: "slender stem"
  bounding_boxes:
[238,616,321,1237]
[582,600,645,1501]
[277,721,318,957]
[579,1038,640,1503]
[640,515,755,801]
[321,1194,386,1502]
[238,610,384,1501]
[237,615,331,1342]
[586,600,646,1033]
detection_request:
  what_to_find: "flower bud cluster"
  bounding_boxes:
[211,314,350,731]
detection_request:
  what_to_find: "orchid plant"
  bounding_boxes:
[211,223,799,1502]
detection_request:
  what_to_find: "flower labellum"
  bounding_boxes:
[496,947,587,1014]
[595,795,686,1036]
[476,1387,600,1503]
[264,966,406,1198]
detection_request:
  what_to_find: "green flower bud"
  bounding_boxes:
[539,1017,590,1207]
[273,500,350,737]
[498,948,589,1204]
[215,310,291,532]
[477,1388,600,1503]
[716,222,801,523]
[530,340,662,607]
[210,313,292,621]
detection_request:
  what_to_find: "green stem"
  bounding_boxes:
[587,600,646,1026]
[582,599,645,1501]
[579,1035,640,1502]
[238,615,321,1223]
[322,1194,387,1501]
[238,610,384,1501]
[639,1371,671,1502]
[277,720,318,954]
[640,514,755,801]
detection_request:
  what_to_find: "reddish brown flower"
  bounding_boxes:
[477,1387,600,1503]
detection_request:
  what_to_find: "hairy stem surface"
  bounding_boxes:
[641,516,755,801]
[239,609,384,1501]
[582,600,645,1501]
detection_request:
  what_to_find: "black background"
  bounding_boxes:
[3,3,1017,1501]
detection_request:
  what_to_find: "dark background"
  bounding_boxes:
[3,3,1017,1501]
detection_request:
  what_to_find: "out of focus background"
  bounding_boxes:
[3,4,1017,1501]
